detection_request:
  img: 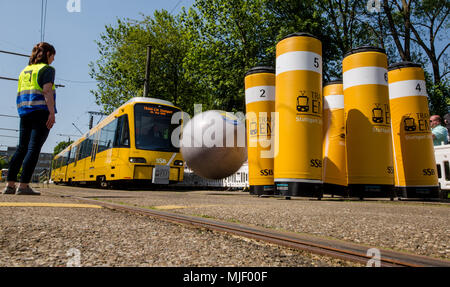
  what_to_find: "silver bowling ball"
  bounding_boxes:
[181,110,247,180]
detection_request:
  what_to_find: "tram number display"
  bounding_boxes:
[152,165,170,184]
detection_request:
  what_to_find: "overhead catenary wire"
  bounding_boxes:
[0,128,19,132]
[72,123,84,135]
[0,50,94,87]
[57,134,80,138]
[0,76,21,82]
[170,0,183,14]
[56,77,97,84]
[0,114,19,118]
[0,76,65,88]
[0,50,29,58]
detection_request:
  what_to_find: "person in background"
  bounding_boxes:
[443,113,450,142]
[430,115,448,146]
[2,42,57,195]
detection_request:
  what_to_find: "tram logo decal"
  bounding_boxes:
[371,103,390,125]
[402,113,430,134]
[297,91,309,112]
[404,117,416,131]
[248,115,272,138]
[295,90,322,117]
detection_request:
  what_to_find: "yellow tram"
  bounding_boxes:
[51,97,184,187]
[0,169,8,182]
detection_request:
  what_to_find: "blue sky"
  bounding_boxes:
[0,0,194,153]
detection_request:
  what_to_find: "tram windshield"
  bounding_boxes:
[134,103,180,152]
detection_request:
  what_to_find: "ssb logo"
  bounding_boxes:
[310,159,322,168]
[423,169,435,176]
[260,169,273,176]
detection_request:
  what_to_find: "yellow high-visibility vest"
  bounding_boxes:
[17,63,56,116]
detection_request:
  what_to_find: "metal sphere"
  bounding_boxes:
[181,111,247,180]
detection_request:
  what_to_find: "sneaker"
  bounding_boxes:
[16,186,40,196]
[2,186,16,195]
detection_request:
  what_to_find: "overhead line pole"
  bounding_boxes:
[143,45,152,98]
[88,111,107,130]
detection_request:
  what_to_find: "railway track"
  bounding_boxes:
[48,190,450,267]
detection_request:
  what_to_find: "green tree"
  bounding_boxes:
[53,140,73,156]
[0,158,7,170]
[88,0,448,116]
[89,10,199,114]
[307,0,368,80]
[181,0,272,112]
[375,0,449,116]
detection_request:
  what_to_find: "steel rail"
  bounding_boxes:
[46,190,450,268]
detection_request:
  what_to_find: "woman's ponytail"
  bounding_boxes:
[28,42,56,65]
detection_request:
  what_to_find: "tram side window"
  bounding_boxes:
[437,164,442,179]
[74,145,80,164]
[444,161,450,181]
[87,137,94,158]
[98,119,118,153]
[54,158,62,169]
[61,151,69,167]
[82,135,94,159]
[68,146,77,164]
[78,140,86,160]
[114,115,130,147]
[67,149,73,164]
[91,132,99,155]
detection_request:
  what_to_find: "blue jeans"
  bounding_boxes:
[7,110,50,184]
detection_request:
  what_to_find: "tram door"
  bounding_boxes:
[111,115,130,178]
[110,117,123,177]
[89,133,99,181]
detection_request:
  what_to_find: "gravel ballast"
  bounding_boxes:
[40,186,450,260]
[0,191,360,267]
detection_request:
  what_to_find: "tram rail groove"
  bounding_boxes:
[48,190,450,267]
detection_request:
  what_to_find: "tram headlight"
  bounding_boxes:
[174,160,184,166]
[129,157,147,163]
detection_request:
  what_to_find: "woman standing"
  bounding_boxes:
[2,42,57,195]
